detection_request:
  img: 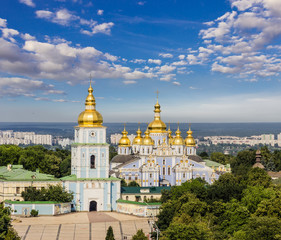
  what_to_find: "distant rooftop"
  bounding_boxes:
[0,165,58,181]
[203,159,231,169]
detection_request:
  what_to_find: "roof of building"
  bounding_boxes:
[111,154,140,164]
[60,174,120,181]
[0,165,58,181]
[121,186,171,194]
[188,155,204,163]
[203,159,231,169]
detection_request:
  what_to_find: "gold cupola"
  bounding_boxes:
[148,93,167,133]
[168,123,174,145]
[132,125,143,145]
[143,128,154,145]
[78,82,103,127]
[119,124,131,146]
[185,124,196,147]
[173,124,184,145]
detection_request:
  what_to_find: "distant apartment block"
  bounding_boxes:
[200,133,281,147]
[0,130,52,146]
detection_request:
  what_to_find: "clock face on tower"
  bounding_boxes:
[90,131,96,137]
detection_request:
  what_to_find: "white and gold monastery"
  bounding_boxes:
[110,97,220,186]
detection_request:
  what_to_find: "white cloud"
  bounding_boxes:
[123,80,137,84]
[171,60,187,66]
[82,22,114,35]
[189,86,199,90]
[19,0,35,7]
[0,77,64,97]
[158,65,176,74]
[104,53,118,61]
[131,59,146,64]
[148,59,162,65]
[178,54,185,60]
[159,53,173,58]
[0,18,7,28]
[97,10,104,16]
[36,9,79,26]
[138,1,146,6]
[21,33,36,40]
[173,81,181,86]
[160,74,176,81]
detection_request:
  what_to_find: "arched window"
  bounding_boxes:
[90,155,95,169]
[168,167,171,175]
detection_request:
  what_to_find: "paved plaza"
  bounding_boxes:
[12,212,152,240]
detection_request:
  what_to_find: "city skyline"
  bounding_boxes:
[1,0,281,122]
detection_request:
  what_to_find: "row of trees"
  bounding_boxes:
[22,185,73,202]
[156,148,281,239]
[200,146,281,173]
[0,145,71,178]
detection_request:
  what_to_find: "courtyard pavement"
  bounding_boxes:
[12,212,151,240]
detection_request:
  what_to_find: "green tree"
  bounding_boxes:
[233,216,281,240]
[0,204,20,240]
[109,145,117,162]
[40,154,62,177]
[164,222,211,240]
[59,156,71,177]
[210,152,227,164]
[132,229,148,240]
[208,173,245,202]
[0,145,22,166]
[105,226,115,240]
[121,179,127,187]
[230,150,256,176]
[22,185,73,202]
[246,167,272,188]
[241,186,275,213]
[199,152,209,159]
[128,181,140,187]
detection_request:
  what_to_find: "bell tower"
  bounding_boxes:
[71,82,109,178]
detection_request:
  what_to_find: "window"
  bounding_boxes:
[128,176,131,180]
[124,148,127,154]
[163,167,166,175]
[135,176,138,180]
[168,167,171,175]
[102,153,105,158]
[150,173,152,178]
[179,148,181,154]
[90,155,95,169]
[126,196,129,201]
[163,159,166,165]
[183,173,186,178]
[16,187,20,194]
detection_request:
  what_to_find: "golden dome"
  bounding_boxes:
[173,125,184,145]
[143,128,154,145]
[168,124,174,145]
[185,125,196,147]
[148,97,166,133]
[78,82,103,127]
[119,125,131,146]
[133,126,143,145]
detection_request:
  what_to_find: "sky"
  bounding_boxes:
[1,0,281,123]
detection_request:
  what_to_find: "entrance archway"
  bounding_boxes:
[89,201,97,211]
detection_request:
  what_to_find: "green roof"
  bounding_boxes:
[0,165,58,181]
[117,199,161,205]
[121,186,171,194]
[60,174,120,181]
[203,160,231,169]
[4,200,68,204]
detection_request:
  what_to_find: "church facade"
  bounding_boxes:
[61,83,120,211]
[110,98,219,186]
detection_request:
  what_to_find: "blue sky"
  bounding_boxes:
[1,0,281,123]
